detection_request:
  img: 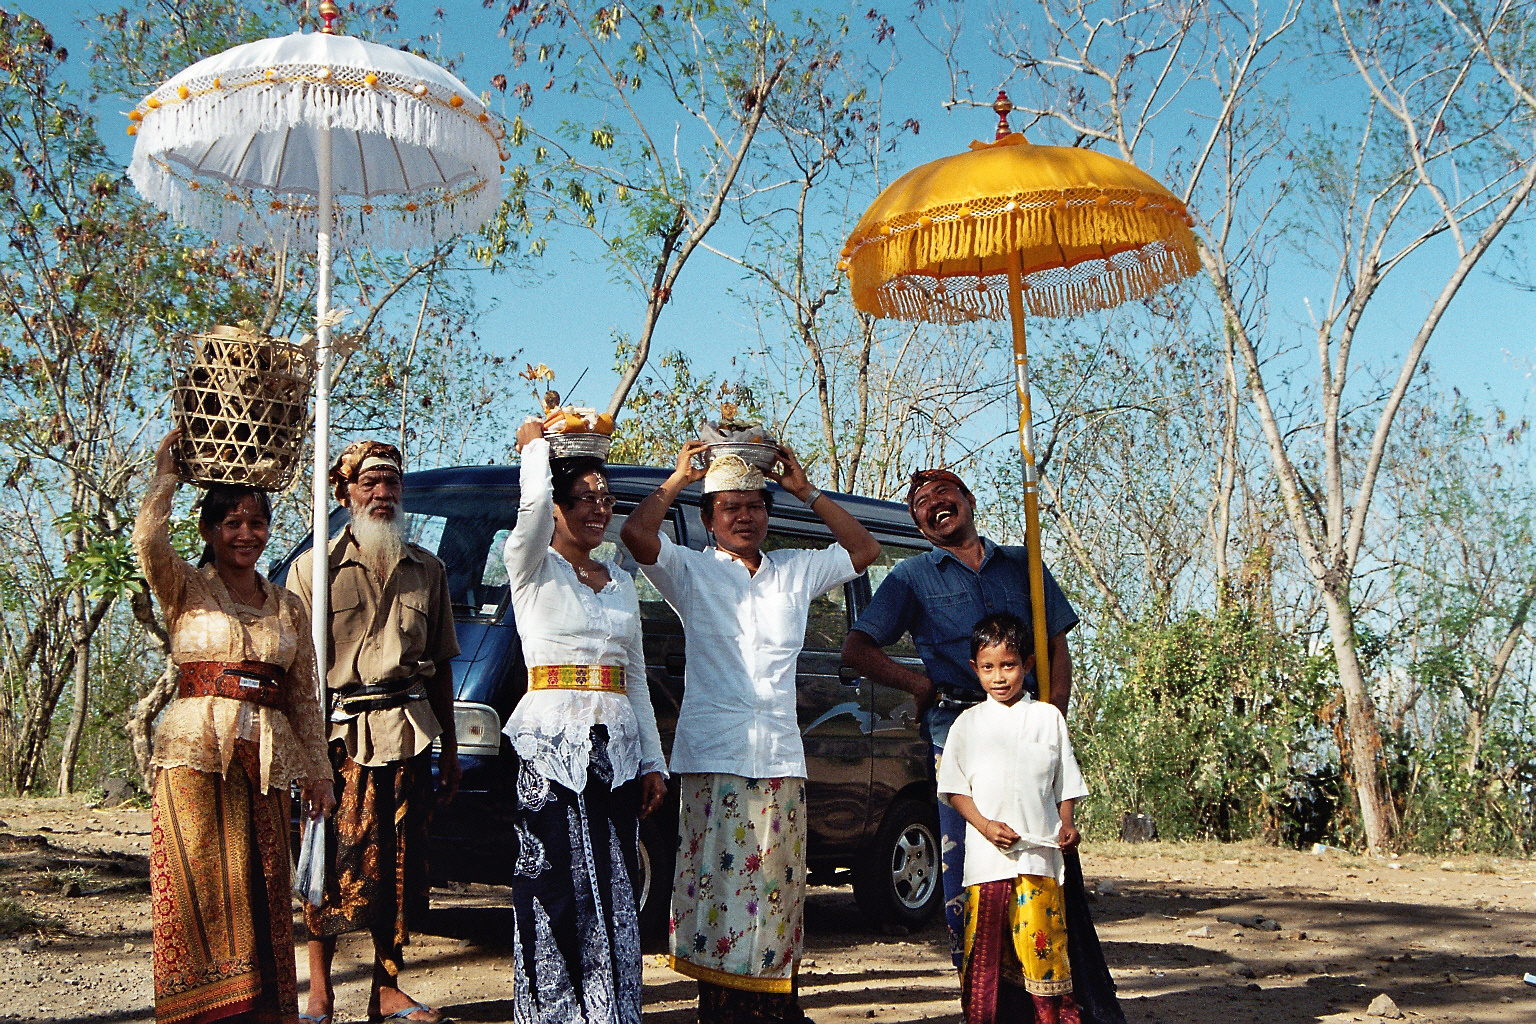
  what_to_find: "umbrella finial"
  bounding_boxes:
[993,90,1014,140]
[319,1,341,34]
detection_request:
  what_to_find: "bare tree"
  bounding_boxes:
[925,0,1536,850]
[489,1,834,417]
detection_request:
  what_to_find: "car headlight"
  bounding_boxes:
[452,702,502,756]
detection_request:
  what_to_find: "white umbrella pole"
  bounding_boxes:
[310,129,334,701]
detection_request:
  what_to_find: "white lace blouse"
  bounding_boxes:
[501,437,666,792]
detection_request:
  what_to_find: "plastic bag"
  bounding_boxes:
[293,816,327,907]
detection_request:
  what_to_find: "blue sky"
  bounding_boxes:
[33,1,1536,445]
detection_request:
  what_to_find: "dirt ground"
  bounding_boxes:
[2,796,1534,1024]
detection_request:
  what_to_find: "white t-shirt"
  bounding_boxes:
[639,533,858,778]
[936,694,1088,886]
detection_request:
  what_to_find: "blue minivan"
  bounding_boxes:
[275,462,942,937]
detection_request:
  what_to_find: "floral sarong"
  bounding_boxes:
[508,726,644,1024]
[962,876,1082,1024]
[669,773,806,994]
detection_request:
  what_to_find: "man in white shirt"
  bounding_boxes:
[621,441,880,1024]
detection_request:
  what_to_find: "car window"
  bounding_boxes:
[596,519,682,634]
[761,531,847,652]
[863,542,927,659]
[401,489,677,626]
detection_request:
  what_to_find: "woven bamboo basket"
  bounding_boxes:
[171,325,315,492]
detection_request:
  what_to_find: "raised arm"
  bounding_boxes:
[131,430,193,615]
[504,422,556,584]
[769,443,880,572]
[620,439,707,566]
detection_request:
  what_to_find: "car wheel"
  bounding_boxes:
[636,817,675,952]
[853,798,942,929]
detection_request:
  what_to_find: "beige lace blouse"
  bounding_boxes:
[133,473,332,792]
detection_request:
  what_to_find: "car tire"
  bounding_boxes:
[637,816,675,952]
[853,797,942,929]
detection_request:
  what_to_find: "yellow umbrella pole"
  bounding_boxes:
[1007,253,1052,705]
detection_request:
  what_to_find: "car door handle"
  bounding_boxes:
[838,664,862,687]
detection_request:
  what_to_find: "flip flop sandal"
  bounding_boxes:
[298,1015,333,1024]
[370,1003,450,1024]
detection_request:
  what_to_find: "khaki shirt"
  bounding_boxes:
[290,528,461,766]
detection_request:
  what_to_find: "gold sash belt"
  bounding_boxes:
[528,664,626,695]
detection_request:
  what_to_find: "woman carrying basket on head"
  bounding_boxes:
[134,429,335,1024]
[501,416,667,1023]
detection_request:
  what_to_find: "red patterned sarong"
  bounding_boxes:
[962,876,1082,1024]
[150,742,296,1023]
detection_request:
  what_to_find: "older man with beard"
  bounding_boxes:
[841,470,1125,1024]
[288,440,460,1024]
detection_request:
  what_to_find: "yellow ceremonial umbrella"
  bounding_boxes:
[842,93,1200,703]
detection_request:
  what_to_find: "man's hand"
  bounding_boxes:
[436,748,461,806]
[303,778,337,820]
[671,440,709,485]
[912,675,937,717]
[766,442,812,501]
[638,771,666,819]
[980,818,1021,850]
[1056,821,1081,851]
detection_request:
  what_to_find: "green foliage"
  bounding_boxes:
[1074,609,1327,843]
[608,345,763,467]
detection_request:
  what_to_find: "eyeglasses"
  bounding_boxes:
[570,493,617,511]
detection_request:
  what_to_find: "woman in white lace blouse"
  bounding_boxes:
[133,430,335,1024]
[500,419,666,1023]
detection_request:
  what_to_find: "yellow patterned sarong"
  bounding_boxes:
[962,874,1072,996]
[527,663,625,694]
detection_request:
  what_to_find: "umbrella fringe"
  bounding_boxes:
[847,195,1201,321]
[128,155,500,250]
[128,70,504,250]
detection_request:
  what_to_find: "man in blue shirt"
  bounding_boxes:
[844,474,1125,1021]
[842,469,1079,960]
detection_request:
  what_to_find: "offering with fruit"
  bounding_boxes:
[520,362,616,435]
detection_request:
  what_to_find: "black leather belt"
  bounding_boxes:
[936,687,984,708]
[331,678,428,716]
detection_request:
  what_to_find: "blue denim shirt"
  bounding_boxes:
[851,538,1078,746]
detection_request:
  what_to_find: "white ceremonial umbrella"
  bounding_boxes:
[127,3,505,696]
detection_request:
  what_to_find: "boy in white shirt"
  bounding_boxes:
[936,612,1089,1024]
